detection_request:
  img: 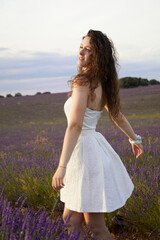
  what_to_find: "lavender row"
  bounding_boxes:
[0,193,93,240]
[0,85,159,238]
[0,124,159,238]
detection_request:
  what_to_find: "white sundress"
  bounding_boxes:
[60,97,134,213]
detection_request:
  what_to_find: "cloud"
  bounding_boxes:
[0,50,77,95]
[0,76,71,96]
[119,60,160,80]
[0,76,70,85]
[0,49,159,96]
[0,51,77,80]
[0,47,9,51]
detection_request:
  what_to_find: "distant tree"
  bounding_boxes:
[0,95,4,98]
[119,77,150,88]
[6,94,13,97]
[43,91,51,94]
[36,92,42,95]
[119,77,128,88]
[15,92,22,97]
[139,78,149,86]
[119,77,139,88]
[149,79,160,85]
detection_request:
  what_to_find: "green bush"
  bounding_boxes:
[119,77,150,88]
[43,91,51,94]
[6,94,13,97]
[149,79,160,85]
[139,78,149,86]
[15,92,22,97]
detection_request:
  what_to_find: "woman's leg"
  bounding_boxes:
[84,212,113,240]
[63,205,85,239]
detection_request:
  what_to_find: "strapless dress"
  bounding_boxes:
[60,97,134,213]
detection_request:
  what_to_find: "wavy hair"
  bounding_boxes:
[68,29,121,121]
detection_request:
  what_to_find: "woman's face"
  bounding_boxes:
[77,36,92,68]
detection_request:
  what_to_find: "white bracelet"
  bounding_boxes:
[129,134,142,145]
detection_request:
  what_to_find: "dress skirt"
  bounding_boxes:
[60,130,134,213]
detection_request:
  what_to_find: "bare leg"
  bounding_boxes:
[63,205,85,239]
[84,212,113,240]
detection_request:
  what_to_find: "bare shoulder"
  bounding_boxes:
[72,80,90,95]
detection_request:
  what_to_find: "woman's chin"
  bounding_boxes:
[77,61,87,68]
[77,60,83,68]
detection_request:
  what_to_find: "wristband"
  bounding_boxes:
[129,134,142,145]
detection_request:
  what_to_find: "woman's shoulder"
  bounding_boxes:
[72,83,90,96]
[72,76,90,87]
[72,77,90,92]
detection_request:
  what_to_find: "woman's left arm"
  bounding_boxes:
[111,112,143,159]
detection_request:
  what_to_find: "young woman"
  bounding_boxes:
[52,30,143,240]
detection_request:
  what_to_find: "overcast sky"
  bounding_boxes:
[0,0,160,96]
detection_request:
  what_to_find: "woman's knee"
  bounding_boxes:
[63,207,83,226]
[84,213,105,229]
[84,213,112,239]
[63,207,72,223]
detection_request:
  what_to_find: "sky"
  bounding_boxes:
[0,0,160,96]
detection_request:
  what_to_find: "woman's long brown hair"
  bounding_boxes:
[68,29,121,121]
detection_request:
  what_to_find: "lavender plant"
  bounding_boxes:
[0,193,91,240]
[0,85,160,239]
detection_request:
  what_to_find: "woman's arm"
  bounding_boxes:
[105,106,143,158]
[112,113,139,141]
[52,84,90,190]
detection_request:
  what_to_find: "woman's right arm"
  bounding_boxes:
[105,106,143,158]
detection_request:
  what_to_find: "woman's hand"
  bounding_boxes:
[52,168,66,191]
[131,143,143,158]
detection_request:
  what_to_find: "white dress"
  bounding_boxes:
[60,97,134,213]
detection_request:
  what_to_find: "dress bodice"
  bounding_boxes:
[64,97,103,131]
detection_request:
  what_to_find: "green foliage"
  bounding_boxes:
[43,91,51,94]
[119,77,160,88]
[0,148,59,212]
[140,78,149,86]
[150,79,160,85]
[119,77,150,88]
[0,95,4,98]
[15,92,22,97]
[6,94,13,97]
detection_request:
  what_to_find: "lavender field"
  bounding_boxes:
[0,85,160,239]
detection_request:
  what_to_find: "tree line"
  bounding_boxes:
[0,77,159,98]
[119,77,159,88]
[0,91,51,98]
